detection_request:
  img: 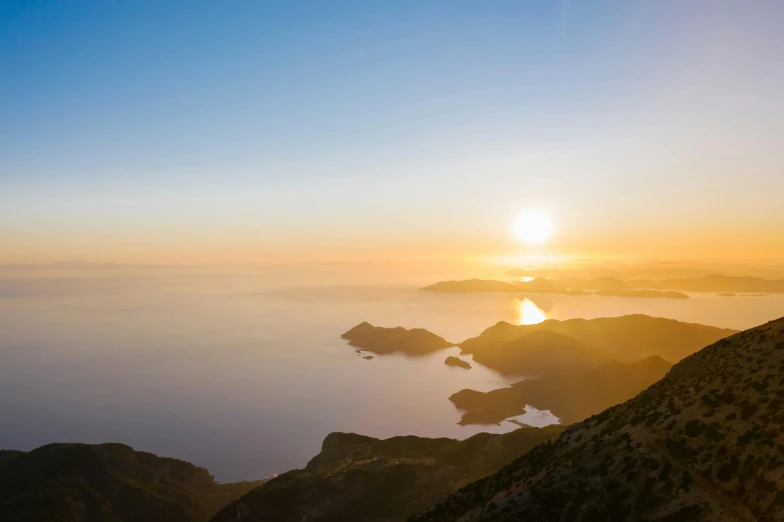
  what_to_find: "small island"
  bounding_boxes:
[341,322,454,356]
[444,356,471,369]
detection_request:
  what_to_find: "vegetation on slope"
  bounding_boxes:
[412,317,784,522]
[0,443,265,522]
[211,426,564,522]
[451,355,672,426]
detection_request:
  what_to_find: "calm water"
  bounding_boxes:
[1,265,782,481]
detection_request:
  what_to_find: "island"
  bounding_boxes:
[444,356,471,369]
[423,274,784,295]
[422,278,584,295]
[341,322,454,356]
[594,289,690,298]
[422,279,522,293]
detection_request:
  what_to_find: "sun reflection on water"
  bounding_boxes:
[517,298,547,325]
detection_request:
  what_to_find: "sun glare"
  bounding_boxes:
[513,209,554,246]
[517,298,547,325]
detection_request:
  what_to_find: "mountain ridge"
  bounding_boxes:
[0,442,266,522]
[210,427,564,522]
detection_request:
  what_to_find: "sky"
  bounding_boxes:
[1,1,783,265]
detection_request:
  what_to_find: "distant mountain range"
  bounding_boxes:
[423,274,784,295]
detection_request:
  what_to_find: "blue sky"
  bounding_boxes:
[2,1,783,263]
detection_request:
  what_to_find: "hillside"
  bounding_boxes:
[342,322,454,356]
[451,356,672,425]
[211,427,564,522]
[460,315,736,366]
[470,330,608,376]
[0,443,265,522]
[412,317,784,522]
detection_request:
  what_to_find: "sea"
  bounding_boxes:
[0,263,782,481]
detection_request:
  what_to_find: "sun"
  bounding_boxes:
[512,209,554,246]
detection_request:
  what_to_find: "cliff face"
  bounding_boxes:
[210,427,564,522]
[0,443,265,522]
[412,317,784,522]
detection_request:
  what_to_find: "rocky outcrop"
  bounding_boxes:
[444,356,471,369]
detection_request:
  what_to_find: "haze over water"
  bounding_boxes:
[1,263,781,481]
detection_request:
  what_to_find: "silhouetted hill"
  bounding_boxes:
[412,317,784,522]
[211,427,564,522]
[342,322,454,355]
[0,443,265,522]
[451,356,672,425]
[471,330,607,376]
[460,315,736,366]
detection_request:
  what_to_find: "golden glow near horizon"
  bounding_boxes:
[513,209,554,246]
[517,298,547,325]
